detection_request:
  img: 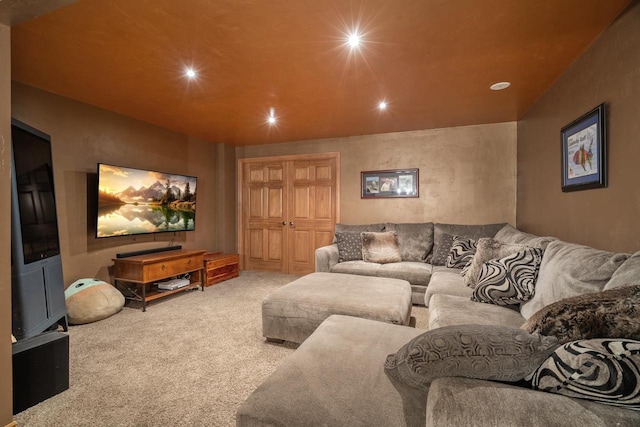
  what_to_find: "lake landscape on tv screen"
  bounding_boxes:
[97,164,197,238]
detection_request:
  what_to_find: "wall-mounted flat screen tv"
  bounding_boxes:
[96,163,197,238]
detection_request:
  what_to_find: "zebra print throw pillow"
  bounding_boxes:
[445,236,477,269]
[471,247,544,306]
[527,339,640,409]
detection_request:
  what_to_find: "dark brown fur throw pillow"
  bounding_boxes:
[522,284,640,343]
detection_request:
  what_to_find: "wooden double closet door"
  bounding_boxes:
[239,153,339,275]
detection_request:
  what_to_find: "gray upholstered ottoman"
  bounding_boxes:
[262,272,412,344]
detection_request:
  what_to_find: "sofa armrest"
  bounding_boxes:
[315,244,339,272]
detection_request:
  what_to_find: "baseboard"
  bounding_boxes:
[6,421,17,427]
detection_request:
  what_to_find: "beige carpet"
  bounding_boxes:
[14,271,429,426]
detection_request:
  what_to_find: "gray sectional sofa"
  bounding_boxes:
[316,222,506,305]
[238,223,640,426]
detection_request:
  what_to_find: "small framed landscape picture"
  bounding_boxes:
[361,169,419,199]
[561,103,607,192]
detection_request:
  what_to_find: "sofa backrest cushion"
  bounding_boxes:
[333,223,385,243]
[494,224,557,249]
[604,251,640,290]
[431,223,506,266]
[384,222,434,262]
[520,240,630,319]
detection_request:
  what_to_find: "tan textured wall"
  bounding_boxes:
[0,22,13,427]
[11,82,223,285]
[517,2,640,253]
[237,122,517,225]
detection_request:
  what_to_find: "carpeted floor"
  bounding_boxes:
[14,271,429,426]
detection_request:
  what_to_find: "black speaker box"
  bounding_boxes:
[12,331,69,414]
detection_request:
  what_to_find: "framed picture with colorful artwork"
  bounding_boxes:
[561,103,607,192]
[361,169,419,199]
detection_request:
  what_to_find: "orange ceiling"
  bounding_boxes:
[11,0,630,146]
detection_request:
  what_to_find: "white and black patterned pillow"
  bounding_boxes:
[445,236,477,269]
[471,247,544,306]
[527,339,640,409]
[335,232,362,262]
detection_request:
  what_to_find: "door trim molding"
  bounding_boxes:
[237,152,340,271]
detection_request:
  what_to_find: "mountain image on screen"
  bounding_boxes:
[96,164,197,238]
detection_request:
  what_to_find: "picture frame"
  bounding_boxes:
[361,169,419,199]
[561,103,607,192]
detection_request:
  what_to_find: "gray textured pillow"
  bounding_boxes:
[471,247,544,306]
[528,339,640,409]
[521,284,640,343]
[385,222,434,262]
[445,236,477,269]
[385,324,559,391]
[335,232,362,262]
[361,231,402,264]
[463,238,531,288]
[431,232,455,266]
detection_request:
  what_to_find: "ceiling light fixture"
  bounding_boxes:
[378,101,387,111]
[347,31,361,49]
[490,81,511,91]
[267,108,277,125]
[185,67,197,79]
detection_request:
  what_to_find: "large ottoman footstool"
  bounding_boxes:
[262,272,412,344]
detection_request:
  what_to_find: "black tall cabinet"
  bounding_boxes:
[11,119,67,340]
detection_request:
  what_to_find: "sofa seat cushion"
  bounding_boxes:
[426,377,640,427]
[330,261,431,286]
[377,261,432,285]
[429,294,525,329]
[520,240,630,319]
[237,315,429,427]
[424,268,471,307]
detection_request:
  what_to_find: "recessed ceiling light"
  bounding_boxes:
[378,101,387,110]
[267,108,277,125]
[490,81,511,91]
[185,67,197,79]
[347,31,361,49]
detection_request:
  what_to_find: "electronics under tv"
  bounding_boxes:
[155,278,190,290]
[96,163,197,239]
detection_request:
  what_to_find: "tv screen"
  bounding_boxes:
[96,163,197,238]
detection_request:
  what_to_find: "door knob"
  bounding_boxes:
[289,221,295,227]
[281,221,287,226]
